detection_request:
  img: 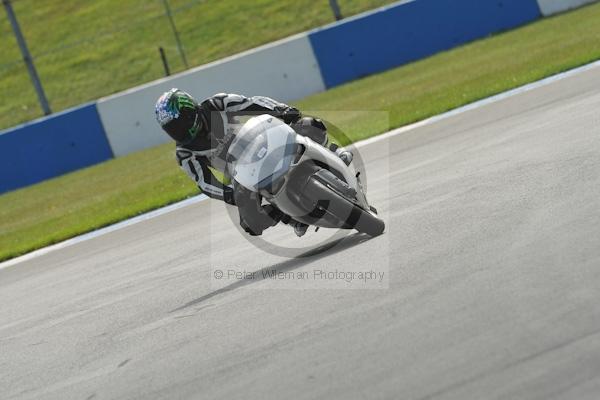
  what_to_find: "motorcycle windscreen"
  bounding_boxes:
[228,115,296,192]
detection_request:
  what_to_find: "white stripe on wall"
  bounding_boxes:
[536,0,598,15]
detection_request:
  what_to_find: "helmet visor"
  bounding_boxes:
[163,108,202,144]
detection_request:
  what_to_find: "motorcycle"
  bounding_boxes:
[226,114,385,237]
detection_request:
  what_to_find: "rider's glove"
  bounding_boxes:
[291,117,328,146]
[278,107,302,124]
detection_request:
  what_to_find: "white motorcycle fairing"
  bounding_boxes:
[227,115,384,235]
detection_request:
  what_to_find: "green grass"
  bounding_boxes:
[0,0,394,131]
[2,3,600,261]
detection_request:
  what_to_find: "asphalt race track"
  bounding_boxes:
[2,65,600,400]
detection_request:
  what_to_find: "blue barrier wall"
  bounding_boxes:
[0,103,113,194]
[308,0,542,88]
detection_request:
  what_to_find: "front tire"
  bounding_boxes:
[303,177,385,237]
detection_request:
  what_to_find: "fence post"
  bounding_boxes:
[159,47,171,76]
[161,0,188,69]
[328,0,343,21]
[2,0,51,115]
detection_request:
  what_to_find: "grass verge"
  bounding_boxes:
[2,3,600,262]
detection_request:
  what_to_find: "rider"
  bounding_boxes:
[154,88,353,237]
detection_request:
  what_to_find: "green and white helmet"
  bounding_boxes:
[155,88,202,144]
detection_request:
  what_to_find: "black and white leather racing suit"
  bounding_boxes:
[175,93,330,235]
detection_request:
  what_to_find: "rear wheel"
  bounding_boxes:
[303,177,385,236]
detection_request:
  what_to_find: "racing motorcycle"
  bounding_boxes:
[226,115,385,236]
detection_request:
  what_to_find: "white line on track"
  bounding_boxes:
[2,59,600,270]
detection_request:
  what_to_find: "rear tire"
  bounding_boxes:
[303,177,385,237]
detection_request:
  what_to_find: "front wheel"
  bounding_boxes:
[303,177,385,237]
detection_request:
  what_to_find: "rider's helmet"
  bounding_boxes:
[155,88,203,145]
